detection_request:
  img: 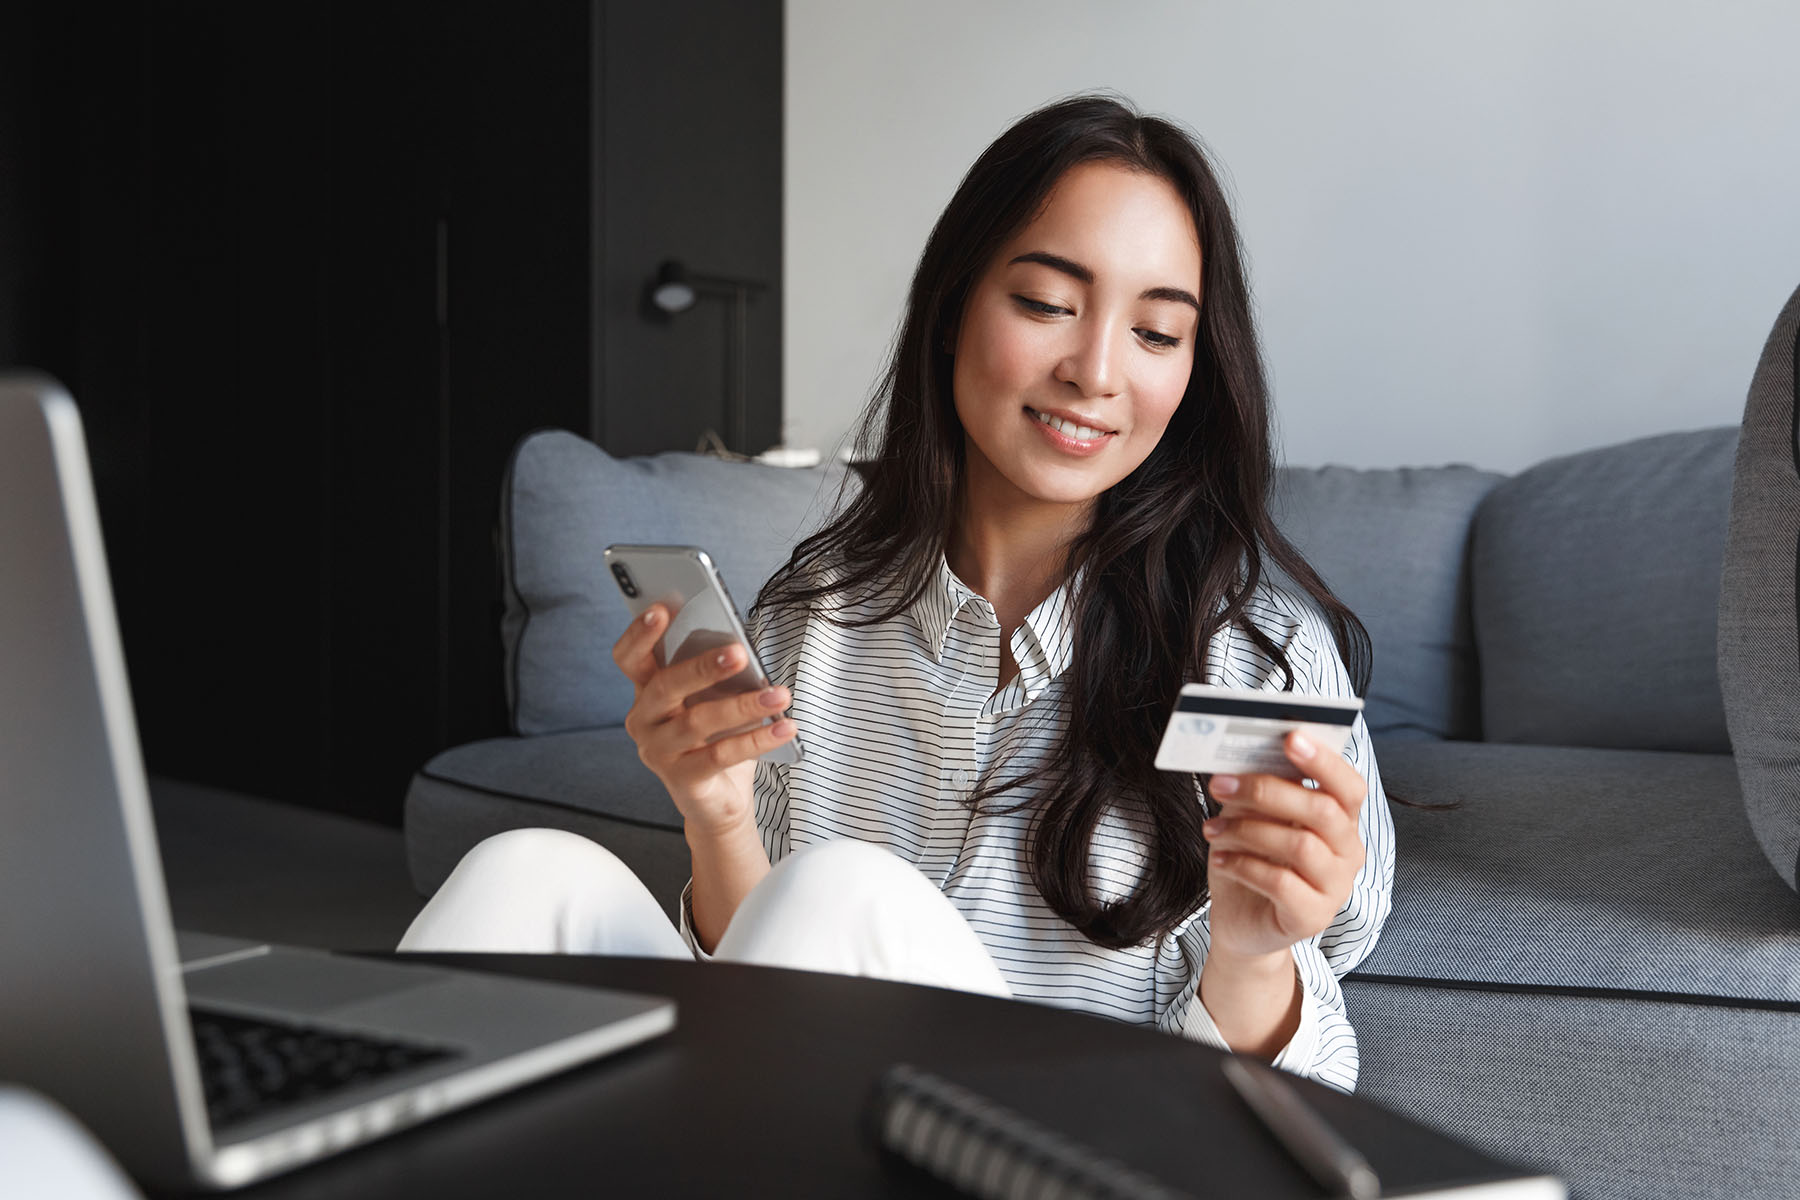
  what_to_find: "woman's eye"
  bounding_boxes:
[1011,294,1180,348]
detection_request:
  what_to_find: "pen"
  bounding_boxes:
[1221,1055,1382,1200]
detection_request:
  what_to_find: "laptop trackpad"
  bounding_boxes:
[185,950,450,1017]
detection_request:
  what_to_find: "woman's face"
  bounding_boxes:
[951,159,1202,513]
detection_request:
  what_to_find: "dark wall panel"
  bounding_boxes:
[0,0,783,826]
[129,7,333,798]
[3,6,334,805]
[0,4,78,379]
[434,1,596,752]
[323,6,461,814]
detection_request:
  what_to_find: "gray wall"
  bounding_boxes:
[785,1,1800,472]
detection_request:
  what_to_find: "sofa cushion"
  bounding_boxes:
[1344,980,1800,1200]
[404,729,690,915]
[419,728,678,828]
[1718,281,1800,891]
[1470,427,1738,752]
[501,431,850,735]
[1272,465,1504,740]
[1354,738,1800,1003]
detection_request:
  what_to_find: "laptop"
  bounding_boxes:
[0,374,676,1190]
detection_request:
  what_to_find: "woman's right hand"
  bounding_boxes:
[611,603,798,838]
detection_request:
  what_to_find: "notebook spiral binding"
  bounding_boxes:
[869,1064,1192,1200]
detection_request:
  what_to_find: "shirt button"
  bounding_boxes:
[952,769,973,789]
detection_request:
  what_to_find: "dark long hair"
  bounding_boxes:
[750,93,1371,950]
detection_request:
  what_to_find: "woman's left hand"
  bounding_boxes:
[1202,730,1367,961]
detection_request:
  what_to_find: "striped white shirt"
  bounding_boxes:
[682,554,1394,1091]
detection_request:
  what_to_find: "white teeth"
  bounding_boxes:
[1031,409,1107,441]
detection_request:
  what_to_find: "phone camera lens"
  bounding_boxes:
[611,563,638,598]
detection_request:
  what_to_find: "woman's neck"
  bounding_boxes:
[946,466,1090,622]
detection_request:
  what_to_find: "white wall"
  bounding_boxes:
[785,1,1800,472]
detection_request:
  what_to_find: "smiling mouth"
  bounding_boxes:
[1025,407,1114,442]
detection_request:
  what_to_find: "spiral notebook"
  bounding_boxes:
[865,1051,1564,1200]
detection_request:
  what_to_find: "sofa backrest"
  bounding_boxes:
[500,425,1741,752]
[1471,426,1739,753]
[501,431,850,735]
[502,430,1504,743]
[1271,465,1505,740]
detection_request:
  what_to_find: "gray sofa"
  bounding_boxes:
[405,286,1800,1200]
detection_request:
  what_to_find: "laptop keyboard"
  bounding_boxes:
[189,1007,464,1132]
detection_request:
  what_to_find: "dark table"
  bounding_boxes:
[201,954,1491,1198]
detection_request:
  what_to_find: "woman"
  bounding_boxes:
[402,94,1393,1092]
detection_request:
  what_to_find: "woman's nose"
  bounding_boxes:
[1053,320,1123,398]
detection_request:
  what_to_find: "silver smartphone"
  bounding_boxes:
[603,544,802,765]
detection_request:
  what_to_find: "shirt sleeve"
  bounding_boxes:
[1262,594,1395,981]
[1312,658,1394,978]
[1173,594,1394,1092]
[1169,916,1353,1091]
[677,880,715,961]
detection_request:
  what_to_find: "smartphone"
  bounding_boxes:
[603,544,802,765]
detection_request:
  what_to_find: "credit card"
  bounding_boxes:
[1153,684,1364,779]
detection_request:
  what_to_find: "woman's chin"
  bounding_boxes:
[996,467,1115,509]
[964,438,1122,510]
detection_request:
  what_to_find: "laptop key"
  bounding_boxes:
[189,1007,463,1132]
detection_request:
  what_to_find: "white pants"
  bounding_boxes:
[398,830,1013,999]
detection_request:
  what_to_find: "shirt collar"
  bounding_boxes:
[911,553,1079,690]
[910,555,973,663]
[1012,572,1077,700]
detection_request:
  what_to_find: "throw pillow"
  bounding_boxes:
[500,431,850,736]
[1719,281,1800,891]
[1472,427,1739,753]
[1271,465,1504,740]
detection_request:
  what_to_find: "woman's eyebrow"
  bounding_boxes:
[1140,285,1200,312]
[1008,251,1200,312]
[1011,250,1094,285]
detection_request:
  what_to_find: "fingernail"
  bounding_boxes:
[643,609,661,627]
[716,648,737,668]
[1212,775,1238,796]
[773,718,796,737]
[1202,819,1220,837]
[759,688,786,708]
[1290,733,1315,759]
